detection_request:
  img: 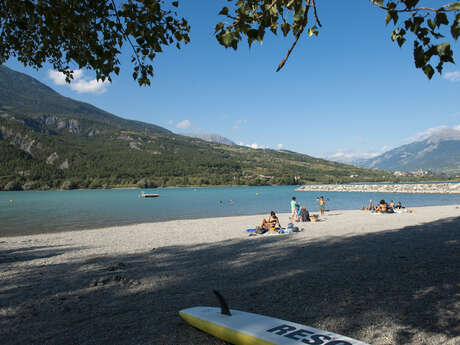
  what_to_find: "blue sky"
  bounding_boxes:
[5,1,460,162]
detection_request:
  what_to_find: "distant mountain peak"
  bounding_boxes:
[182,133,236,146]
[355,126,460,174]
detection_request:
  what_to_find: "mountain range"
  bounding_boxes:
[356,128,460,174]
[0,65,402,190]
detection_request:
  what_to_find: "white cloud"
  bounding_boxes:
[48,69,109,94]
[176,120,192,130]
[166,120,174,126]
[72,78,109,94]
[326,150,383,163]
[443,71,460,82]
[234,119,247,125]
[237,141,265,149]
[48,70,69,85]
[277,144,284,149]
[404,125,449,143]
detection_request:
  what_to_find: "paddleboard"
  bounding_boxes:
[179,306,370,345]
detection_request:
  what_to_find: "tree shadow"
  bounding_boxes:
[0,245,72,264]
[1,216,458,344]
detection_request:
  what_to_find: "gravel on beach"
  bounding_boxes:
[1,205,459,345]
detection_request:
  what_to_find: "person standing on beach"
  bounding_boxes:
[290,197,298,220]
[368,199,374,211]
[319,196,326,216]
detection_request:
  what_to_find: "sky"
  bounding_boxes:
[5,1,460,162]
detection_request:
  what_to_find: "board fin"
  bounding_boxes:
[213,290,231,316]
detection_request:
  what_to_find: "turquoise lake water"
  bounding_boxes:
[2,185,460,237]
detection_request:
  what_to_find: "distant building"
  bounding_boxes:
[411,169,433,176]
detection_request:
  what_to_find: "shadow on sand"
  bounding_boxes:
[1,217,459,344]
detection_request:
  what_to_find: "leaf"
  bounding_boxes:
[386,10,398,25]
[219,7,229,16]
[436,42,451,56]
[281,22,290,36]
[435,12,448,27]
[423,65,434,79]
[451,16,460,40]
[215,22,224,33]
[448,2,460,10]
[221,31,233,47]
[397,36,406,47]
[413,44,425,68]
[404,0,419,9]
[269,6,278,16]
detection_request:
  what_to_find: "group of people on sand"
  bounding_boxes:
[364,199,404,213]
[258,195,325,232]
[290,196,326,220]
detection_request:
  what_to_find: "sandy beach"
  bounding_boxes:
[1,205,459,345]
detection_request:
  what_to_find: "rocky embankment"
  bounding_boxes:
[296,182,460,194]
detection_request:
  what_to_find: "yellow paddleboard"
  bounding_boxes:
[179,306,371,345]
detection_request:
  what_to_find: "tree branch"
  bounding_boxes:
[311,0,322,27]
[276,0,311,72]
[370,1,456,13]
[109,0,144,72]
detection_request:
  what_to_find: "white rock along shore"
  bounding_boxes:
[1,205,459,345]
[296,182,460,194]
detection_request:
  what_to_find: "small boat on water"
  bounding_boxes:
[139,191,160,198]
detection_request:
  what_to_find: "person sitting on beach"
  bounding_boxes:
[374,199,388,213]
[260,211,282,230]
[300,206,310,222]
[394,201,404,209]
[389,200,395,209]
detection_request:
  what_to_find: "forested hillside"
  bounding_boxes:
[0,65,394,190]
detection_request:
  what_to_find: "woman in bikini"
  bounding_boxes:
[374,199,388,213]
[260,211,282,230]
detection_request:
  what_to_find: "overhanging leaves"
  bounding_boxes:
[0,0,190,86]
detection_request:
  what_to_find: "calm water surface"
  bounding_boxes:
[2,185,460,236]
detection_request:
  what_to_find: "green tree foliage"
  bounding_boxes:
[0,0,190,85]
[1,1,458,83]
[371,1,460,78]
[216,0,460,78]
